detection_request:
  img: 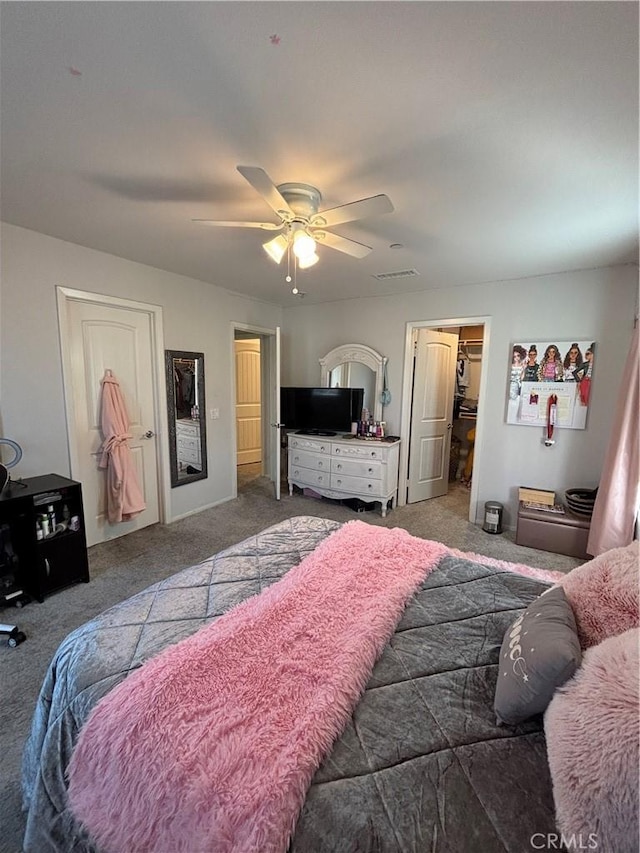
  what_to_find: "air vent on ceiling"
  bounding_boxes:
[372,268,420,281]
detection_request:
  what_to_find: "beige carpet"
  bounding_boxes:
[0,477,581,853]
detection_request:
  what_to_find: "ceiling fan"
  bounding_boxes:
[192,166,394,269]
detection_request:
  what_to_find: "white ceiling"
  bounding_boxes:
[1,2,638,306]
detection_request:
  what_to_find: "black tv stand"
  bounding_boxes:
[297,429,337,437]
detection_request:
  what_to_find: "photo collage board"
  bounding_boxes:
[506,340,596,429]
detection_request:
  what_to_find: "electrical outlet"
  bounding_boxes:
[210,408,220,419]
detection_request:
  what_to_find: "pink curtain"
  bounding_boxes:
[586,324,639,556]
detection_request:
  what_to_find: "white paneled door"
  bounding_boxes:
[407,329,459,503]
[235,339,262,465]
[65,299,160,546]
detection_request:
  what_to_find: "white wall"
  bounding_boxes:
[282,264,638,526]
[3,221,636,532]
[0,223,283,521]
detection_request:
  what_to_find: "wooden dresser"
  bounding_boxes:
[287,433,400,517]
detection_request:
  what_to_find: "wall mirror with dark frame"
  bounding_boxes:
[165,350,208,487]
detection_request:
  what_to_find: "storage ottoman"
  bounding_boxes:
[515,502,591,559]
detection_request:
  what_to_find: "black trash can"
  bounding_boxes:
[482,501,504,534]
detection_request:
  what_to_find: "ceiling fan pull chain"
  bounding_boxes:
[285,238,292,285]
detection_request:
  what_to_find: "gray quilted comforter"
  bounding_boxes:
[22,515,558,852]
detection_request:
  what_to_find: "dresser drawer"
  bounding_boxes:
[288,435,332,455]
[288,449,330,472]
[178,446,201,465]
[178,435,200,453]
[332,443,384,461]
[289,467,331,489]
[331,457,382,480]
[330,473,384,496]
[176,421,200,438]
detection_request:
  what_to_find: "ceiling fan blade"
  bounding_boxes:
[236,166,295,219]
[192,219,282,231]
[315,231,372,259]
[311,194,394,229]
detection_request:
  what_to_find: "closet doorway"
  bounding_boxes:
[452,325,485,492]
[398,317,489,523]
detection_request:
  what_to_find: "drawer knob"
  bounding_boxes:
[318,461,323,467]
[368,484,373,489]
[320,445,326,452]
[336,479,342,486]
[336,464,342,470]
[371,451,376,457]
[368,467,373,473]
[294,469,300,475]
[294,456,299,462]
[335,448,341,454]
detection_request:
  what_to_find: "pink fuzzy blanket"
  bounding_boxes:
[67,522,557,853]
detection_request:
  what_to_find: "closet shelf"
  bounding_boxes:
[459,339,483,362]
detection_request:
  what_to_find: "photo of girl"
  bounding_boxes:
[562,343,583,380]
[522,345,539,381]
[538,344,563,382]
[509,345,527,399]
[572,343,595,405]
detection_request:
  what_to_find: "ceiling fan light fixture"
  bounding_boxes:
[297,251,319,269]
[193,166,394,273]
[262,234,288,264]
[291,224,316,261]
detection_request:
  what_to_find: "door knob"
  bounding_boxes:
[143,430,155,439]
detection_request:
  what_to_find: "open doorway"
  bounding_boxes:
[234,334,262,492]
[398,317,489,523]
[231,323,282,499]
[452,324,485,492]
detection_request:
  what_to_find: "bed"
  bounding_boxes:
[23,515,563,853]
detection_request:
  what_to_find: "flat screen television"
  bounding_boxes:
[280,387,364,435]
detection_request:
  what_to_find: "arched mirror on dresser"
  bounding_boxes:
[319,344,387,422]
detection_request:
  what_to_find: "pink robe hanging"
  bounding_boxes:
[98,370,146,524]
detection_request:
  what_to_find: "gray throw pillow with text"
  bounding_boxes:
[494,585,581,725]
